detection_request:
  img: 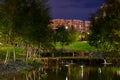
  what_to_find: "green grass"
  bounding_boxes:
[0,41,95,60]
[56,41,95,51]
[0,45,25,60]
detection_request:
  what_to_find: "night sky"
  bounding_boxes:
[49,0,105,20]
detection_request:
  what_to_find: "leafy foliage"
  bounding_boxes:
[54,25,79,47]
[88,0,120,53]
[0,0,52,62]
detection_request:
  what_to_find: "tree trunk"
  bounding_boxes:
[4,45,10,65]
[33,70,36,80]
[26,74,29,80]
[4,28,12,64]
[26,44,32,61]
[29,47,32,59]
[26,44,29,61]
[13,76,16,80]
[13,45,16,62]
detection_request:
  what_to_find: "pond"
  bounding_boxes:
[1,64,120,80]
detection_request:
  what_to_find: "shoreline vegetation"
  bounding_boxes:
[0,41,119,75]
[0,41,94,75]
[0,59,42,75]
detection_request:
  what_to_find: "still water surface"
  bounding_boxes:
[1,64,120,80]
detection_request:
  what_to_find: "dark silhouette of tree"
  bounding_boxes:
[54,25,79,50]
[88,0,120,53]
[0,0,52,64]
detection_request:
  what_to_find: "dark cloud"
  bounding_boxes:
[49,0,105,20]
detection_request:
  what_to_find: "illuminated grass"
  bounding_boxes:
[0,45,25,60]
[56,41,95,51]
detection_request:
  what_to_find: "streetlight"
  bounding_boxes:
[65,26,68,29]
[87,32,90,35]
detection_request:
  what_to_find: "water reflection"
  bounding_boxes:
[98,67,101,73]
[1,64,120,80]
[25,71,37,80]
[66,76,68,80]
[117,70,120,75]
[80,65,84,80]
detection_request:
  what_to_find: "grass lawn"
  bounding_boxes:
[0,41,95,60]
[56,41,95,51]
[0,45,25,60]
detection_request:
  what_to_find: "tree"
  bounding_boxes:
[55,26,69,47]
[88,0,120,53]
[0,0,23,64]
[68,26,79,43]
[54,25,79,49]
[17,0,53,59]
[0,0,52,64]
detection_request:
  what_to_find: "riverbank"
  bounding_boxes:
[0,59,41,75]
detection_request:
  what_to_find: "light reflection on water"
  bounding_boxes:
[66,76,68,80]
[1,64,120,80]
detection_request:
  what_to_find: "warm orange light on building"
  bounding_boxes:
[50,19,90,33]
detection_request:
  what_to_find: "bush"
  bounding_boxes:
[26,59,35,66]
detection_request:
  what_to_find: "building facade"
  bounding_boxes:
[50,19,90,33]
